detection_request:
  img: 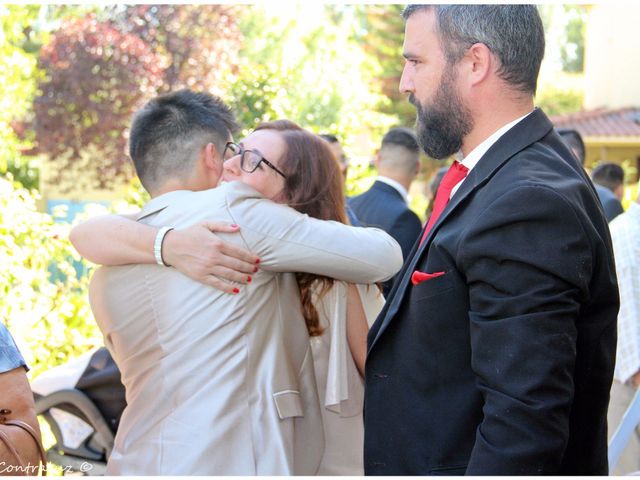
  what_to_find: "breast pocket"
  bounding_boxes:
[411,272,454,302]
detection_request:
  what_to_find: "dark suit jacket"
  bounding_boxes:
[594,184,624,222]
[364,109,619,475]
[349,181,422,295]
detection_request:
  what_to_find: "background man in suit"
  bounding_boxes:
[349,127,422,295]
[592,162,625,222]
[364,5,619,475]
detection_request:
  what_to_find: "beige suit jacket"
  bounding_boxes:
[89,181,402,475]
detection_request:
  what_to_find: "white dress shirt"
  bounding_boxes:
[450,110,533,198]
[610,202,640,383]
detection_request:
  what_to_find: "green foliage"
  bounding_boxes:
[0,5,41,184]
[230,4,397,143]
[109,5,242,94]
[560,5,587,73]
[354,5,416,128]
[34,14,164,189]
[536,83,584,116]
[0,177,101,377]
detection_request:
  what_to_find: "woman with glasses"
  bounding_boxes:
[222,121,383,474]
[71,118,397,475]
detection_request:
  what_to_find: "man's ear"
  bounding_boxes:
[413,158,421,177]
[462,42,493,88]
[374,152,381,170]
[203,142,223,180]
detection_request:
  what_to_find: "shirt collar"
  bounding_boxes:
[458,110,534,173]
[136,190,192,221]
[376,176,409,203]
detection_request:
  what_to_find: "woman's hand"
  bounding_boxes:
[163,221,260,294]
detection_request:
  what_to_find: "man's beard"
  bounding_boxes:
[411,66,473,160]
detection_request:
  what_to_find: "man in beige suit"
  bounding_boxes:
[83,90,402,475]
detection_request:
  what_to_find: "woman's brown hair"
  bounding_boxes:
[253,120,347,336]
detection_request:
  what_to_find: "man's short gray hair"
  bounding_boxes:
[402,5,545,94]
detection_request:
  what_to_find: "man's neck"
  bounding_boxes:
[377,172,411,192]
[150,180,195,199]
[461,98,534,158]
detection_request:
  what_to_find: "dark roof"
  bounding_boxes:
[550,107,640,137]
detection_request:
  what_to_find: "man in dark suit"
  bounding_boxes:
[349,127,422,295]
[364,5,619,475]
[592,162,625,222]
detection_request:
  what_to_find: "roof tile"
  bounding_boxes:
[550,107,640,137]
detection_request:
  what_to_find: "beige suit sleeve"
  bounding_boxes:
[226,192,403,284]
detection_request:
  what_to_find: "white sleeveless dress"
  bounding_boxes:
[310,282,385,475]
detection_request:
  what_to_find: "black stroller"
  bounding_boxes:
[31,347,125,475]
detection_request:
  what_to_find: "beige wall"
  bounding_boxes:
[584,3,640,109]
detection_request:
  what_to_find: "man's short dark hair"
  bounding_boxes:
[381,127,419,153]
[402,5,545,94]
[129,89,239,193]
[379,127,420,177]
[591,162,625,192]
[557,128,586,165]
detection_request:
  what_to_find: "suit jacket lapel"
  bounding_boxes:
[369,109,555,352]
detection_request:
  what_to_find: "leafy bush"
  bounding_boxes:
[0,177,101,377]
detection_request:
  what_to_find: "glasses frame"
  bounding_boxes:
[224,142,287,179]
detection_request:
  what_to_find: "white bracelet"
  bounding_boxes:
[154,226,174,267]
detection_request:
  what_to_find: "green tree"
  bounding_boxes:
[33,14,164,190]
[0,177,101,377]
[535,84,584,116]
[230,5,396,142]
[560,5,587,73]
[354,5,416,127]
[109,5,243,95]
[0,5,41,187]
[0,5,98,189]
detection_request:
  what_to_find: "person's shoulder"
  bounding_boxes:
[0,324,27,374]
[609,206,635,235]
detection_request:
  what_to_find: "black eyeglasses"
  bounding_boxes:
[223,142,287,179]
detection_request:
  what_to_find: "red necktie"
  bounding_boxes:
[419,161,469,246]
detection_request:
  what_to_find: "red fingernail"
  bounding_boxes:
[247,276,252,283]
[231,224,238,228]
[253,266,258,273]
[233,287,240,294]
[255,258,261,264]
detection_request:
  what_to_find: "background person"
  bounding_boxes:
[607,184,640,475]
[557,128,586,167]
[592,162,625,222]
[348,127,422,296]
[423,165,448,219]
[319,134,360,226]
[0,323,45,475]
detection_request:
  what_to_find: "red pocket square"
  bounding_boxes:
[411,270,445,286]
